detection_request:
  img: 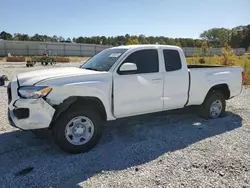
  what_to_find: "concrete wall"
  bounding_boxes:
[0,40,110,57]
[0,40,246,57]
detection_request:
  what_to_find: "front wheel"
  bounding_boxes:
[52,105,103,154]
[198,91,226,119]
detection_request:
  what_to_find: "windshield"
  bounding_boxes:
[81,48,127,71]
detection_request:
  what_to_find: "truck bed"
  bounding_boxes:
[187,65,243,106]
[188,64,225,68]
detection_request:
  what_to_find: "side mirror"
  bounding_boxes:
[119,62,137,72]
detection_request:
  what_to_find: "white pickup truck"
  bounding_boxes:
[7,45,244,153]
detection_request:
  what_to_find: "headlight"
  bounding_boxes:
[18,86,52,99]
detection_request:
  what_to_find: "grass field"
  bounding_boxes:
[187,56,250,85]
[68,56,90,62]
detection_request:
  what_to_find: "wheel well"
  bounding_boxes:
[207,84,230,100]
[74,97,107,121]
[50,96,107,128]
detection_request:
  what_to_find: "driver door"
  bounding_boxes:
[113,49,164,118]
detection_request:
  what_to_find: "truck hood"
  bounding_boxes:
[17,67,104,86]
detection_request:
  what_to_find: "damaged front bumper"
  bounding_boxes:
[8,98,55,130]
[8,79,55,130]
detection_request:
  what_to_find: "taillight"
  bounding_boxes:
[242,72,246,84]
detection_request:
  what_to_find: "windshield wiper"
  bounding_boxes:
[83,67,99,71]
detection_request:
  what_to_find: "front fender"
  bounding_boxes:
[45,83,115,121]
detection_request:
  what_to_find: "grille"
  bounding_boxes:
[7,82,12,104]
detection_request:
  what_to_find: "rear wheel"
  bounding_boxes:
[198,90,225,119]
[52,105,103,154]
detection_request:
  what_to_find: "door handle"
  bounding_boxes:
[152,78,162,81]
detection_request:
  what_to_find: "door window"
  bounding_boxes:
[163,49,182,71]
[118,49,159,74]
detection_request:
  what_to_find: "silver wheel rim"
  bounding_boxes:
[65,116,94,145]
[210,100,222,118]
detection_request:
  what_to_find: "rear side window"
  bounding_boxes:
[163,49,182,71]
[119,49,159,74]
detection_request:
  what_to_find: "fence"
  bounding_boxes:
[182,47,245,57]
[0,40,110,57]
[0,40,246,57]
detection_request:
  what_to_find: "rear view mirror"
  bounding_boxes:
[119,62,137,72]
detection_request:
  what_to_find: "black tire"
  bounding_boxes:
[198,90,226,119]
[52,105,103,154]
[26,64,29,67]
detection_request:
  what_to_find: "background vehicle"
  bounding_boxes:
[7,45,244,153]
[40,54,56,65]
[26,60,36,67]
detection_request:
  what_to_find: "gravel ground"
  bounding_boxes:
[0,62,250,188]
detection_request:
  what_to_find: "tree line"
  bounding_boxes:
[0,24,249,49]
